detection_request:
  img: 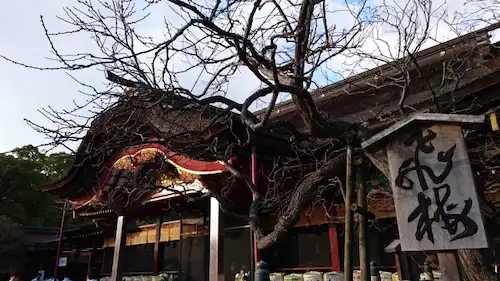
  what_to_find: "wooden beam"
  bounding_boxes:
[110,215,127,281]
[328,224,341,272]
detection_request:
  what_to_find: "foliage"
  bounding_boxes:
[0,145,73,226]
[0,215,28,269]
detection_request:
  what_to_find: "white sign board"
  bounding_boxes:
[58,257,68,267]
[387,124,488,251]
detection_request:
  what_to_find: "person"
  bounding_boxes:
[234,270,248,281]
[9,272,21,281]
[87,268,99,281]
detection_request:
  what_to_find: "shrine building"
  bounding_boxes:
[41,22,500,281]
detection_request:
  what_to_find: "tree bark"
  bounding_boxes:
[457,249,498,281]
[250,152,346,249]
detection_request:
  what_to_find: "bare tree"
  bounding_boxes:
[3,0,500,279]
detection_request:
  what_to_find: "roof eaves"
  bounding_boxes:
[255,21,500,119]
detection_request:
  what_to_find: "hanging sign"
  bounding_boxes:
[386,124,488,251]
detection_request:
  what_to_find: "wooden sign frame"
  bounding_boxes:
[386,124,487,251]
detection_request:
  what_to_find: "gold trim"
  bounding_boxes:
[113,147,226,175]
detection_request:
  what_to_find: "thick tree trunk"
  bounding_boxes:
[457,249,498,281]
[250,152,346,249]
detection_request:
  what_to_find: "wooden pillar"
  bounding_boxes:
[343,146,354,281]
[384,240,414,281]
[54,200,68,281]
[437,252,461,281]
[178,211,183,280]
[396,252,413,281]
[153,216,162,275]
[251,146,260,267]
[408,255,420,281]
[209,197,224,281]
[328,224,341,272]
[87,243,97,277]
[356,158,369,281]
[100,248,106,275]
[111,215,127,281]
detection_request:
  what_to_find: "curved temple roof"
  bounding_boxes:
[43,22,500,212]
[51,142,230,210]
[41,87,291,209]
[42,143,227,192]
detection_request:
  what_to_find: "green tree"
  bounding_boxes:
[0,215,27,271]
[0,145,73,226]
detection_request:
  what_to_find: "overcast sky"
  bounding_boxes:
[0,1,102,153]
[0,0,494,154]
[0,0,264,154]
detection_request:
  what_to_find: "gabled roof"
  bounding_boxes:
[40,89,291,206]
[258,21,500,131]
[42,22,500,208]
[361,113,486,153]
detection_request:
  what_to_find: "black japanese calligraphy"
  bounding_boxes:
[395,128,478,243]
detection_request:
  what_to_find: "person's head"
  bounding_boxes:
[87,268,99,281]
[10,272,21,281]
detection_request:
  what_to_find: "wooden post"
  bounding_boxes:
[408,255,420,281]
[54,200,68,281]
[100,248,106,275]
[153,215,162,275]
[178,211,182,279]
[394,253,402,280]
[87,243,97,277]
[384,240,412,281]
[110,215,127,281]
[394,252,413,281]
[328,224,341,272]
[209,197,224,281]
[343,146,353,281]
[250,232,255,281]
[251,146,260,267]
[355,157,369,281]
[437,252,461,281]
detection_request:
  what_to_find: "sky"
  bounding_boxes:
[0,0,496,154]
[0,0,263,153]
[0,1,103,153]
